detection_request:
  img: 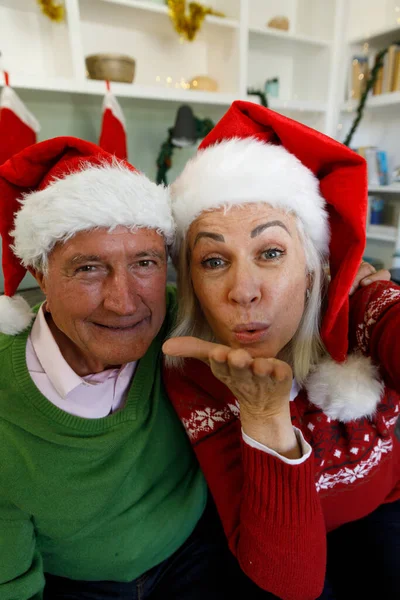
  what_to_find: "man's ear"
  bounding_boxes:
[27,267,47,295]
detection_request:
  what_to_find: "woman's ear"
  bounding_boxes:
[306,271,313,295]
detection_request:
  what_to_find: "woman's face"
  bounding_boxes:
[188,203,309,359]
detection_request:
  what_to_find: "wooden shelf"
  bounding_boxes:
[96,0,240,29]
[248,26,331,48]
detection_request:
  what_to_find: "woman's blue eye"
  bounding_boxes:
[262,249,283,260]
[202,257,225,269]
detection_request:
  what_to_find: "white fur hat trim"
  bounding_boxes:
[12,161,174,268]
[171,137,330,254]
[306,353,384,422]
[0,295,34,335]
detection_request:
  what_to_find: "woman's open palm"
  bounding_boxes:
[163,337,293,420]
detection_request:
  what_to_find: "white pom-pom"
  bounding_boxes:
[0,295,34,335]
[306,353,384,422]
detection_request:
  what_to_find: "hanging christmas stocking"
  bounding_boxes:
[99,87,128,160]
[0,81,40,165]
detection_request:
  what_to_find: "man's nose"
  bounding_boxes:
[103,271,139,315]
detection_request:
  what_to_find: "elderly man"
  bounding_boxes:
[0,137,240,600]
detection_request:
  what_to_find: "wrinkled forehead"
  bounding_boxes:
[49,225,167,261]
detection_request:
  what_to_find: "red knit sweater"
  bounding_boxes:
[163,282,400,600]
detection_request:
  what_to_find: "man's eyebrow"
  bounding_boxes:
[193,232,225,247]
[68,254,101,265]
[67,250,166,265]
[134,249,166,260]
[250,221,291,238]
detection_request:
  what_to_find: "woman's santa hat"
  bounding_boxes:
[0,136,174,336]
[170,100,383,422]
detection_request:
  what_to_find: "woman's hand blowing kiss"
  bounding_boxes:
[163,337,300,459]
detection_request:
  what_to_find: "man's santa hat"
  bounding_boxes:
[99,87,128,160]
[170,100,383,422]
[0,80,40,165]
[0,136,173,336]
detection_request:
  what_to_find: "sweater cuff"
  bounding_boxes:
[241,436,319,523]
[242,426,311,465]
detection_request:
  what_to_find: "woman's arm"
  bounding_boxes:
[349,280,400,391]
[163,341,326,600]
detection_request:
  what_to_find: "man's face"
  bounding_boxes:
[35,226,168,373]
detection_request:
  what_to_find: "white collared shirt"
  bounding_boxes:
[25,305,137,419]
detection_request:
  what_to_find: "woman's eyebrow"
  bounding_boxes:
[193,232,225,247]
[251,221,291,238]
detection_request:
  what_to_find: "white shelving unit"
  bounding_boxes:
[368,185,400,193]
[0,0,399,276]
[0,0,337,128]
[336,1,400,268]
[366,188,400,244]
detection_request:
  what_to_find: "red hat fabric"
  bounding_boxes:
[99,90,128,160]
[171,100,368,365]
[0,84,40,165]
[0,136,173,335]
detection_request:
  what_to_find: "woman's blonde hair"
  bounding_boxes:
[168,211,329,385]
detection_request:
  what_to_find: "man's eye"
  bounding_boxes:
[76,265,97,273]
[261,249,284,260]
[137,260,156,268]
[202,257,225,269]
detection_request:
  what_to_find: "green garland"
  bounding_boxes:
[156,91,269,184]
[156,116,214,185]
[247,87,268,107]
[343,42,400,147]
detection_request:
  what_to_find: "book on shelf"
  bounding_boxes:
[373,65,384,95]
[349,55,369,101]
[372,44,400,95]
[376,151,389,186]
[354,147,390,187]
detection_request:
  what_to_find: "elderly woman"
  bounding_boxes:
[163,102,400,600]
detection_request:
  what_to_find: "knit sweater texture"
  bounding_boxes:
[164,281,400,600]
[0,286,207,600]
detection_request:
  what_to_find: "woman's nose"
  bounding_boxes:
[227,265,261,306]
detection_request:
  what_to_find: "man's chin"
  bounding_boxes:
[91,345,153,367]
[85,329,156,364]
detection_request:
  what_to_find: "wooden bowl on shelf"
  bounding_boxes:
[85,54,136,83]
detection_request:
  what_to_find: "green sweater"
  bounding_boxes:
[0,287,207,600]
